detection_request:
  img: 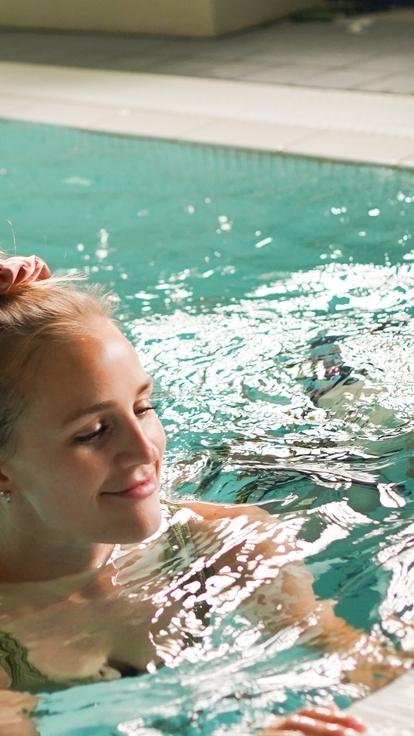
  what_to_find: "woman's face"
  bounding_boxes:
[0,317,166,546]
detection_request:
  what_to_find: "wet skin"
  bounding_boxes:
[0,317,166,581]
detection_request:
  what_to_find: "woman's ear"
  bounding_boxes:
[0,462,14,506]
[0,464,11,490]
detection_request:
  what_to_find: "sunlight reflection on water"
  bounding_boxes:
[2,122,413,736]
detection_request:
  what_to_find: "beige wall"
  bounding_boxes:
[0,0,317,37]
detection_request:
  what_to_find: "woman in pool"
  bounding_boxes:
[0,253,404,735]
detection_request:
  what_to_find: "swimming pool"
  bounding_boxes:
[1,120,414,735]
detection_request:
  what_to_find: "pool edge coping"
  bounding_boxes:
[0,62,413,168]
[348,669,414,735]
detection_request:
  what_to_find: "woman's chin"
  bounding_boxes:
[137,504,163,543]
[121,498,163,545]
[96,488,163,544]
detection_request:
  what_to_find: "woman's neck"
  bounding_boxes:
[0,492,118,583]
[0,526,114,583]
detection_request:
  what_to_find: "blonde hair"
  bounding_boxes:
[0,252,115,452]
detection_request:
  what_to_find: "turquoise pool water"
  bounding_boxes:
[1,121,414,736]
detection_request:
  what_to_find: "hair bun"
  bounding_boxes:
[0,256,51,295]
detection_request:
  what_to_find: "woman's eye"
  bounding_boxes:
[134,404,157,417]
[73,405,157,444]
[75,424,108,444]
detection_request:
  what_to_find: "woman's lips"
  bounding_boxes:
[103,477,157,500]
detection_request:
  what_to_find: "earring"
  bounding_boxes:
[0,491,11,504]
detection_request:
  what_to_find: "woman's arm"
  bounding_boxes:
[184,501,352,637]
[0,690,38,736]
[183,501,413,691]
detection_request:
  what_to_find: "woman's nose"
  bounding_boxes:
[115,416,160,467]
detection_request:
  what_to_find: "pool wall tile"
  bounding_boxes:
[285,130,414,167]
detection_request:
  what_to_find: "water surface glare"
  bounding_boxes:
[0,122,414,735]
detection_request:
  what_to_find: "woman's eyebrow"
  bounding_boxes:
[62,378,154,427]
[62,401,113,427]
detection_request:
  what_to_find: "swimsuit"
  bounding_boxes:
[0,503,208,692]
[0,630,53,692]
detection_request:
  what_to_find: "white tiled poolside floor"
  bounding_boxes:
[1,8,413,92]
[0,7,414,166]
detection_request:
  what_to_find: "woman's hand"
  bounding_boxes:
[261,705,366,735]
[0,690,38,736]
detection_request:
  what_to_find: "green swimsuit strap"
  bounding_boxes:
[163,501,194,555]
[0,628,110,692]
[162,501,214,629]
[0,629,50,691]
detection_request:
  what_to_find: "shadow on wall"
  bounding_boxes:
[292,0,414,20]
[327,0,414,9]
